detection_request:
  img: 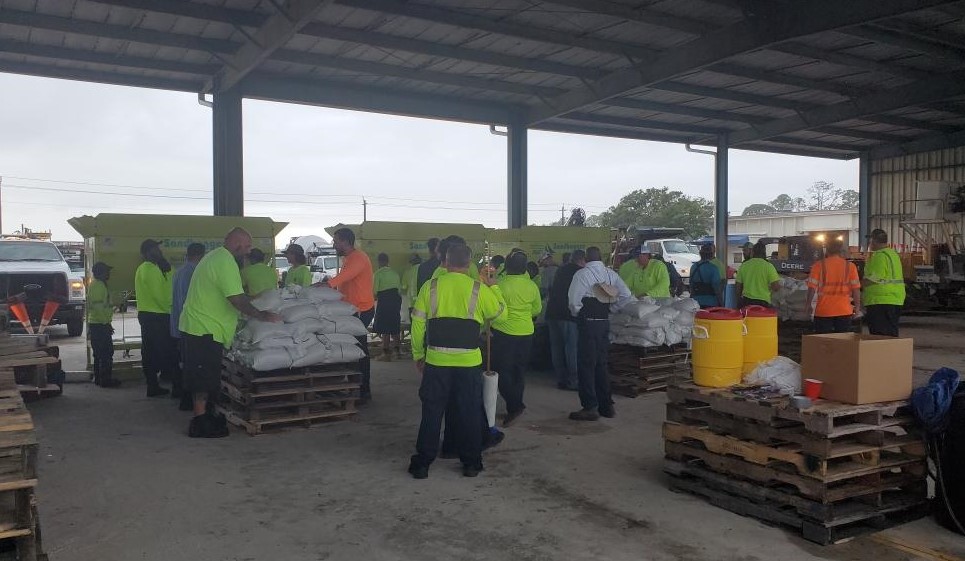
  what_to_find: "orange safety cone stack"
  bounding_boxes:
[6,294,34,334]
[37,297,64,334]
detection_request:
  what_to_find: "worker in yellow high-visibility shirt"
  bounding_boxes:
[431,235,480,281]
[408,243,506,480]
[862,229,906,336]
[134,239,176,398]
[628,248,671,298]
[88,262,121,388]
[617,246,640,284]
[242,248,279,296]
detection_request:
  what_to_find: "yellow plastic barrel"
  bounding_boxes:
[692,307,745,387]
[742,305,778,374]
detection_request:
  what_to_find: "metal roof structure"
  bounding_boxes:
[1,0,965,162]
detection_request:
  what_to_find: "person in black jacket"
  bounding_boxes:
[545,249,586,391]
[416,237,441,291]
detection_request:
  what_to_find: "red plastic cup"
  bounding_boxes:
[803,378,823,400]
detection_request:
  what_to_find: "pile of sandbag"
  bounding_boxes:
[229,285,368,371]
[772,276,811,321]
[609,297,700,348]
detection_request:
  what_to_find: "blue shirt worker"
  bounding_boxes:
[408,243,506,480]
[689,244,724,308]
[567,246,632,422]
[171,242,206,408]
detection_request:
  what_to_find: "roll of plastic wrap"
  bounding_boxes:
[482,370,499,428]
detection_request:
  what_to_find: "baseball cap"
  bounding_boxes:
[741,242,754,250]
[92,262,112,276]
[140,239,162,255]
[409,253,422,264]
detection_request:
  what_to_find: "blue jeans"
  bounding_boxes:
[548,320,578,388]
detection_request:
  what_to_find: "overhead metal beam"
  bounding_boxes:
[867,127,965,159]
[564,112,730,135]
[727,73,965,145]
[0,8,238,54]
[534,123,698,145]
[206,0,333,92]
[334,0,657,60]
[603,97,768,124]
[771,42,931,80]
[539,0,714,35]
[730,143,856,160]
[271,49,565,98]
[870,19,965,52]
[0,39,218,75]
[653,81,959,133]
[239,73,521,125]
[0,59,203,92]
[843,25,965,64]
[299,22,605,80]
[525,0,958,124]
[84,0,267,27]
[768,136,866,153]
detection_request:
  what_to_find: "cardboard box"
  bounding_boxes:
[801,333,913,405]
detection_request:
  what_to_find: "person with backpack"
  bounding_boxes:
[566,247,632,421]
[690,244,724,308]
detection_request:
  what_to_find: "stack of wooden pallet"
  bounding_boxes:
[0,335,60,398]
[608,344,690,397]
[663,382,928,545]
[0,371,46,560]
[218,358,361,436]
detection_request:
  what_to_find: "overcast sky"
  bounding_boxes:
[0,73,858,243]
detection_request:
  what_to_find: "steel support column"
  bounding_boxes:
[507,120,528,228]
[213,88,244,216]
[858,153,871,249]
[715,135,729,261]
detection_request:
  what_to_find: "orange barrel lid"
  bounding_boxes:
[742,305,777,318]
[696,307,743,320]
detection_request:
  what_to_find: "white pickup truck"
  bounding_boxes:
[0,239,86,336]
[642,238,701,282]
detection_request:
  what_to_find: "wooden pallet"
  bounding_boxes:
[663,422,924,481]
[666,402,918,458]
[0,373,44,560]
[665,460,929,545]
[609,345,691,397]
[218,405,357,436]
[667,383,912,437]
[664,441,925,503]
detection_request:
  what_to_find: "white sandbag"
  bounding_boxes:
[247,348,294,371]
[315,316,369,337]
[251,290,283,311]
[672,298,700,314]
[743,356,802,395]
[665,328,683,346]
[621,301,662,319]
[674,313,696,327]
[317,333,362,347]
[325,343,366,363]
[653,297,676,307]
[315,300,358,318]
[627,315,670,329]
[657,307,681,321]
[637,296,657,305]
[300,285,344,303]
[290,344,330,368]
[482,371,498,427]
[281,304,322,323]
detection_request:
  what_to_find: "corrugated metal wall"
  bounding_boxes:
[870,147,965,253]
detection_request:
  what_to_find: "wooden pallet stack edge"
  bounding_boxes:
[219,358,361,436]
[0,334,61,398]
[609,344,691,397]
[662,382,928,545]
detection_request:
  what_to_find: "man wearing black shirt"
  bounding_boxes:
[546,249,586,391]
[416,237,441,291]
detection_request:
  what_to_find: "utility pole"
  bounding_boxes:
[362,197,367,222]
[560,205,565,225]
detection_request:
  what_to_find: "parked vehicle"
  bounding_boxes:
[0,239,85,336]
[311,253,342,284]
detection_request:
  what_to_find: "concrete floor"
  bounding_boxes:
[26,316,965,561]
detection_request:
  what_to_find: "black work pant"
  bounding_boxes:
[415,364,483,469]
[138,312,179,390]
[739,297,771,309]
[355,308,375,397]
[813,316,854,334]
[866,305,901,337]
[492,330,533,416]
[89,323,114,385]
[577,319,612,412]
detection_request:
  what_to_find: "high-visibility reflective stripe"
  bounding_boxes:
[817,258,853,296]
[429,279,439,318]
[467,281,480,319]
[411,309,427,320]
[428,345,476,354]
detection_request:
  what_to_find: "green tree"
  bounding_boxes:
[837,189,859,210]
[588,188,713,238]
[742,203,777,216]
[806,181,841,210]
[769,193,806,212]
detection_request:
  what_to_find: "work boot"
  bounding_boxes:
[188,415,228,438]
[462,463,483,478]
[407,455,429,479]
[568,408,600,422]
[482,428,505,451]
[599,404,616,419]
[101,363,121,388]
[146,386,170,398]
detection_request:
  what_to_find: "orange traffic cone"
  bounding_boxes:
[6,295,33,334]
[37,298,63,334]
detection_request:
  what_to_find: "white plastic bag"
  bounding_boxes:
[622,301,662,319]
[743,356,802,395]
[315,300,358,318]
[300,286,344,303]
